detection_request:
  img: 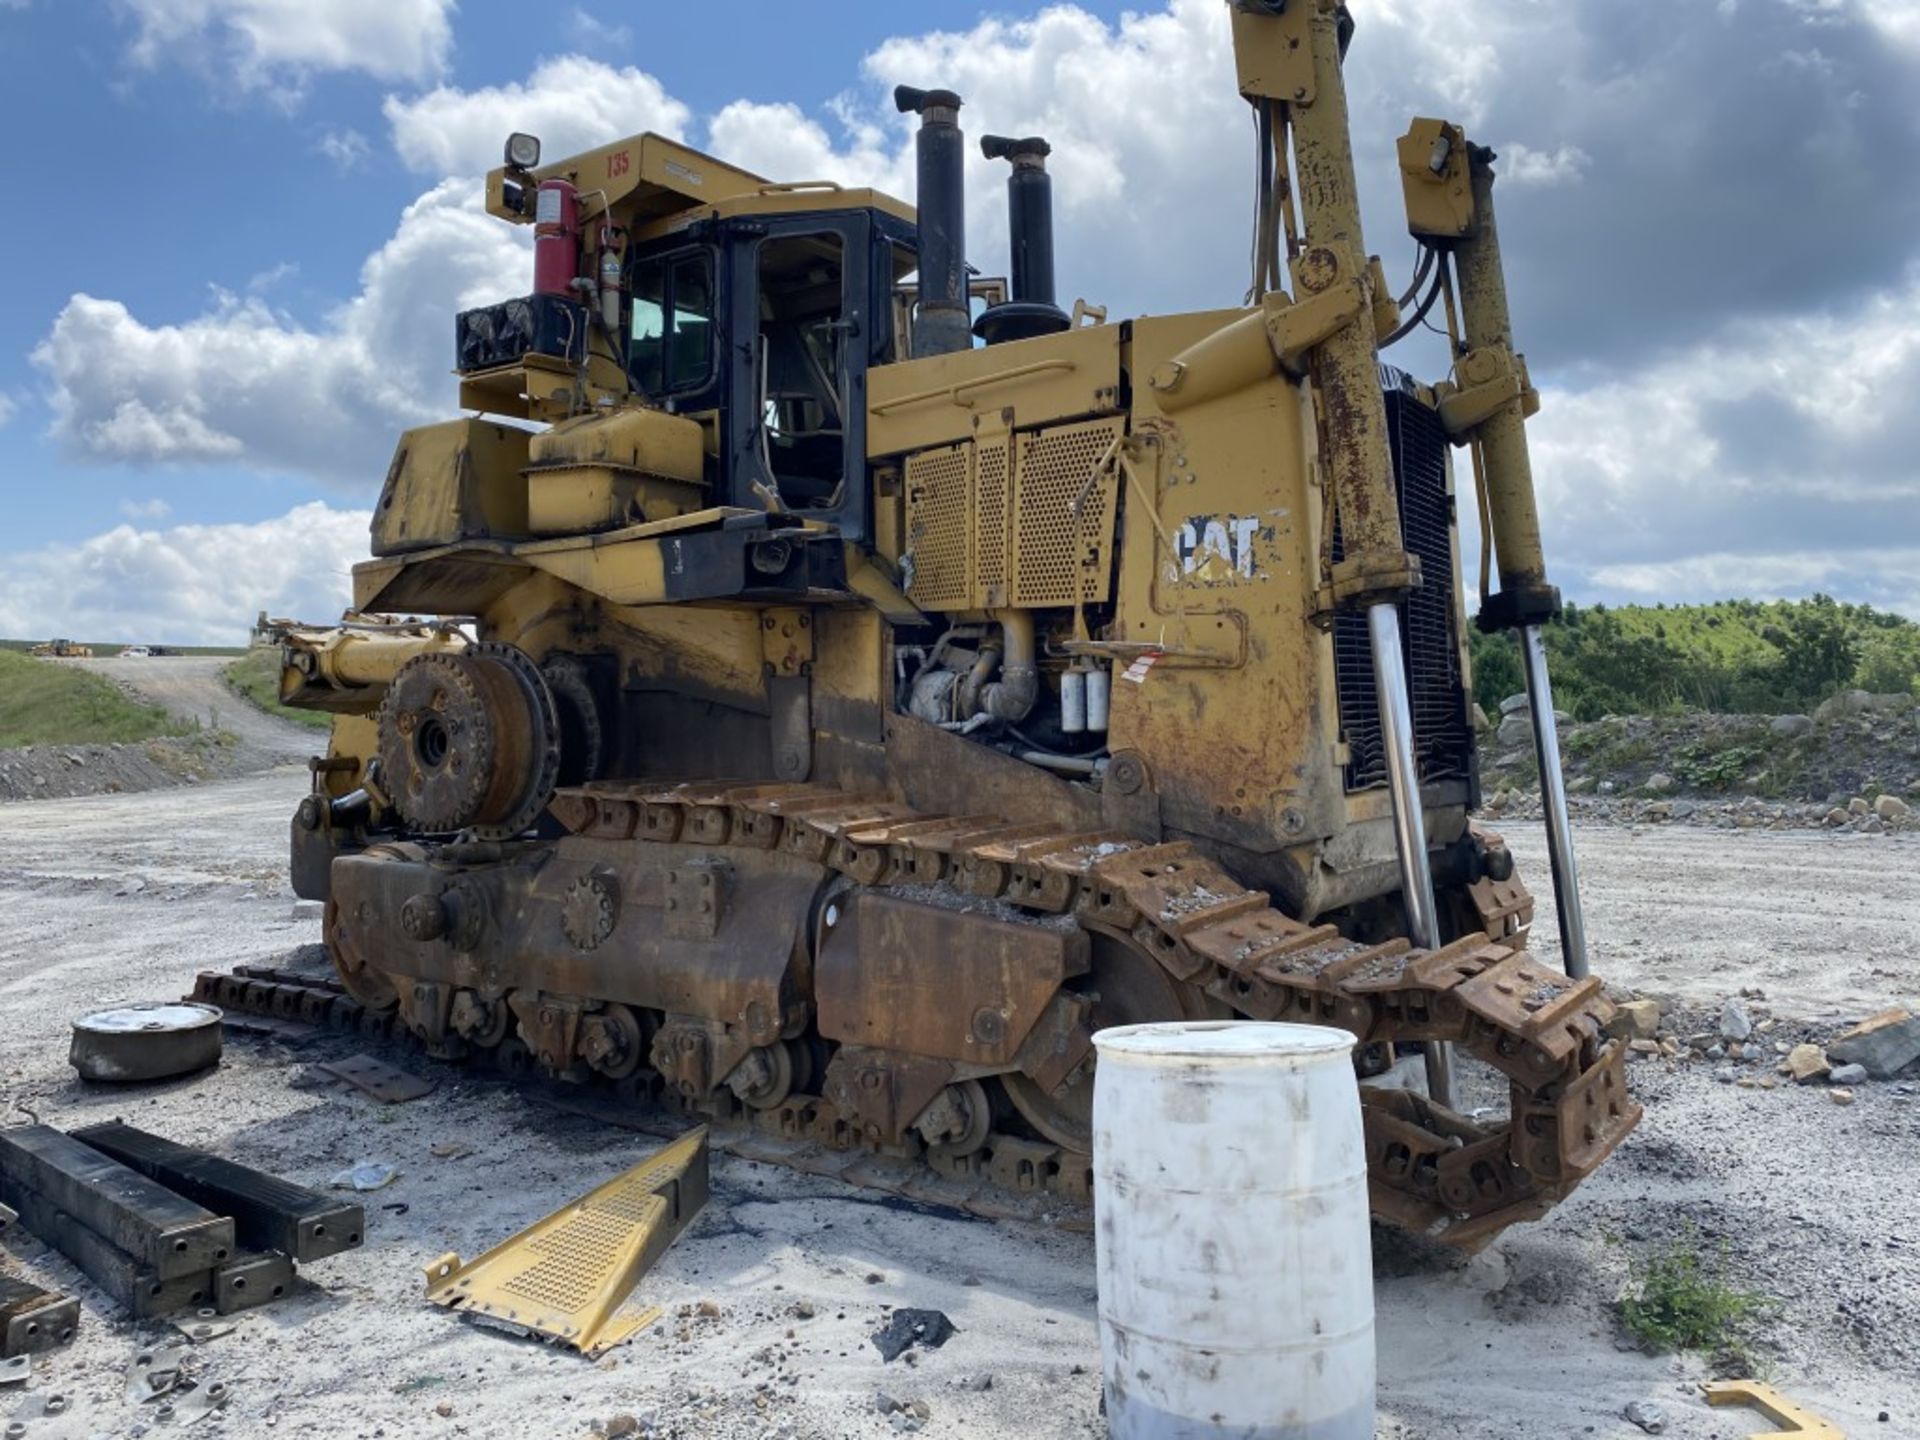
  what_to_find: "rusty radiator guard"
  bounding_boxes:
[423,1126,708,1356]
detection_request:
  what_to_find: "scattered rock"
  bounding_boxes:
[434,1401,453,1418]
[1815,689,1912,723]
[1705,1044,1725,1061]
[1498,693,1530,717]
[871,1309,955,1363]
[1668,800,1698,819]
[1713,1066,1737,1084]
[1644,773,1674,793]
[1830,1088,1856,1107]
[1785,1043,1830,1083]
[604,1417,639,1438]
[695,1300,720,1318]
[875,1394,904,1416]
[1849,796,1871,816]
[793,1300,816,1320]
[865,1271,886,1285]
[1471,702,1492,734]
[1825,807,1851,826]
[1828,1009,1920,1077]
[1720,999,1754,1042]
[1875,794,1912,821]
[1496,713,1532,748]
[1606,999,1663,1041]
[1567,776,1596,795]
[1628,1039,1661,1057]
[1770,714,1813,738]
[290,900,323,920]
[960,1275,982,1288]
[1646,801,1673,820]
[1829,1063,1868,1086]
[1624,1398,1668,1433]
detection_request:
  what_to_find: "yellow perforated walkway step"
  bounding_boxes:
[424,1126,709,1356]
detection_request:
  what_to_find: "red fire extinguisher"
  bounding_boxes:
[532,178,578,298]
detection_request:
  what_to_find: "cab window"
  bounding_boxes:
[629,250,715,395]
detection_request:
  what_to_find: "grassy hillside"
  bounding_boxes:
[224,648,333,731]
[1470,596,1920,719]
[0,650,194,747]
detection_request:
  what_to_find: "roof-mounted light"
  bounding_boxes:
[504,132,541,171]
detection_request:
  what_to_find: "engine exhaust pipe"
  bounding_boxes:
[975,135,1070,344]
[895,86,972,358]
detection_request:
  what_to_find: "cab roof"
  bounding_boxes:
[486,132,914,235]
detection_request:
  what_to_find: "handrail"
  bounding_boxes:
[870,359,1077,415]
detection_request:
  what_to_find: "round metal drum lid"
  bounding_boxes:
[70,1001,224,1082]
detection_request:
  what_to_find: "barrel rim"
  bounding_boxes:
[1092,1019,1355,1059]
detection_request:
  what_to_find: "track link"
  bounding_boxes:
[207,778,1640,1248]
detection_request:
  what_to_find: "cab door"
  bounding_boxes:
[725,212,873,544]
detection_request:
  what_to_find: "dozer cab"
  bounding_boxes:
[255,0,1636,1247]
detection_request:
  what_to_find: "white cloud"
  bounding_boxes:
[119,0,454,88]
[315,127,370,171]
[28,3,1920,626]
[1587,550,1920,619]
[0,393,15,428]
[1498,142,1591,187]
[33,179,528,489]
[0,502,369,646]
[566,8,630,50]
[384,55,691,176]
[118,497,172,521]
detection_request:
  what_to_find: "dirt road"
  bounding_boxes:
[78,655,313,766]
[1,775,1915,1438]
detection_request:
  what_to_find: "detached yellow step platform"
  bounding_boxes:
[1704,1380,1845,1440]
[424,1126,709,1356]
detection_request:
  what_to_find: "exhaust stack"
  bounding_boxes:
[975,136,1071,344]
[895,86,972,358]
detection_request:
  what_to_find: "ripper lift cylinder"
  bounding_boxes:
[895,86,973,358]
[1453,150,1589,980]
[1282,0,1454,1098]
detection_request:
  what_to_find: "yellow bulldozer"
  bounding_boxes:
[28,639,94,658]
[253,0,1637,1247]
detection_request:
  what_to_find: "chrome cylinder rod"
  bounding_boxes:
[1367,603,1453,1106]
[1518,623,1590,979]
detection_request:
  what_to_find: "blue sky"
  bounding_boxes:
[0,2,1136,548]
[2,1,1918,643]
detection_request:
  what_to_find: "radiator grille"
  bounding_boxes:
[1330,385,1471,793]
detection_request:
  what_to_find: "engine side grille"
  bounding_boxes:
[1330,384,1472,793]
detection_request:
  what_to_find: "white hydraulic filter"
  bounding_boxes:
[1092,1021,1374,1440]
[1060,667,1088,733]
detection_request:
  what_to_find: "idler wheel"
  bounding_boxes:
[377,643,561,839]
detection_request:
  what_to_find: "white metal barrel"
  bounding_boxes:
[1092,1021,1374,1440]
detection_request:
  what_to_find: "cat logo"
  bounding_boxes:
[1175,513,1262,584]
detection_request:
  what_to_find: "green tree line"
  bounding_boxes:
[1468,596,1920,720]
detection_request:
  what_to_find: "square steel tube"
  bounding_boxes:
[0,1274,80,1356]
[70,1121,363,1264]
[0,1126,234,1279]
[0,1181,214,1320]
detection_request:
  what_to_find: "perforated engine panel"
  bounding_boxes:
[1012,417,1122,608]
[904,445,971,609]
[903,417,1122,613]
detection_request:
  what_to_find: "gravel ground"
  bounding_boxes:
[1,769,1916,1439]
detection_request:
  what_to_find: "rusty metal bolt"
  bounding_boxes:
[399,893,448,942]
[971,1008,1006,1047]
[1295,245,1340,294]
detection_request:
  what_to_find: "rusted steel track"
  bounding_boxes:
[201,777,1639,1248]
